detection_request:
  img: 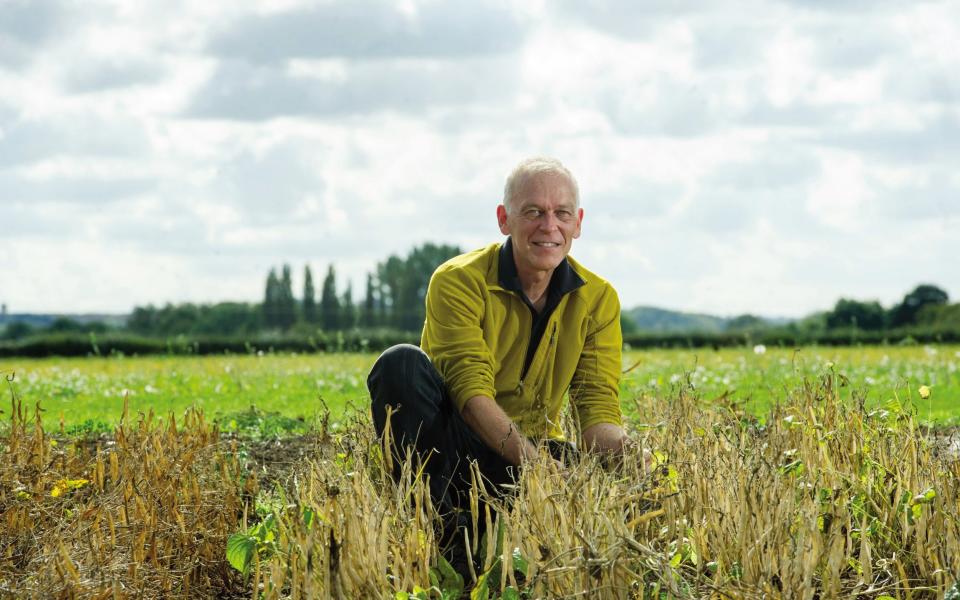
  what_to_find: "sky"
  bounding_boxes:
[1,0,958,318]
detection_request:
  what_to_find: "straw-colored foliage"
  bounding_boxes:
[2,372,959,598]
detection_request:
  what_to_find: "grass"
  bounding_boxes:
[619,345,960,423]
[1,345,958,431]
[0,353,372,433]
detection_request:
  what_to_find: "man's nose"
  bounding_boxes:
[539,211,559,230]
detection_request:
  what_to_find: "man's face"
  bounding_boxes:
[497,173,584,276]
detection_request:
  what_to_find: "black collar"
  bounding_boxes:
[497,237,585,303]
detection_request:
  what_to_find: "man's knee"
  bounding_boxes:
[367,343,430,402]
[368,343,445,442]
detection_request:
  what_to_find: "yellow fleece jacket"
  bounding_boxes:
[420,242,623,441]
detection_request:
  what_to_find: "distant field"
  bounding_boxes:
[0,345,958,430]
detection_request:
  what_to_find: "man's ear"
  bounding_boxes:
[497,204,510,235]
[573,207,584,239]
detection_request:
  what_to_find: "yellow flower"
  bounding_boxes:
[50,478,89,498]
[918,385,931,399]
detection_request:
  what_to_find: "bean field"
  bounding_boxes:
[1,346,959,598]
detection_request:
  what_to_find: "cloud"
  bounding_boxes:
[207,0,527,63]
[706,148,820,191]
[775,0,924,13]
[873,170,960,221]
[209,141,325,222]
[554,0,726,37]
[0,201,74,237]
[184,56,516,120]
[60,58,166,93]
[0,170,155,205]
[3,0,959,316]
[822,113,960,163]
[0,114,149,166]
[0,0,85,68]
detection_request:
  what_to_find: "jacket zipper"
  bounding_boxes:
[518,322,557,399]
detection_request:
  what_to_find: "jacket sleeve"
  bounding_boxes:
[569,284,624,431]
[421,266,496,411]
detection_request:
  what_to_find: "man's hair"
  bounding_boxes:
[503,157,579,214]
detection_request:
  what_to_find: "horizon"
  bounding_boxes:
[3,1,958,317]
[2,281,949,323]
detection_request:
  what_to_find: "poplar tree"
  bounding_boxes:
[361,273,377,328]
[263,268,280,328]
[341,281,356,330]
[278,264,296,330]
[302,265,317,324]
[320,265,341,331]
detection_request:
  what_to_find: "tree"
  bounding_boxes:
[620,313,639,335]
[128,305,158,334]
[396,243,461,331]
[377,255,405,328]
[1,321,33,340]
[725,314,768,332]
[302,265,317,324]
[360,273,377,328]
[320,265,341,331]
[916,303,960,327]
[889,284,949,328]
[194,303,260,335]
[48,317,83,333]
[263,268,281,329]
[341,281,356,329]
[825,299,886,331]
[375,243,461,330]
[277,264,297,330]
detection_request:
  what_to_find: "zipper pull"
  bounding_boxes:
[516,379,524,394]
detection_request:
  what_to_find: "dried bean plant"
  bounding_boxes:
[2,370,959,599]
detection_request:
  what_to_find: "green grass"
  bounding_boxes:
[620,344,960,423]
[1,345,958,431]
[0,353,373,433]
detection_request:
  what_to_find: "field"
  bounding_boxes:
[2,346,960,598]
[2,345,958,431]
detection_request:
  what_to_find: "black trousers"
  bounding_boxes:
[367,344,517,523]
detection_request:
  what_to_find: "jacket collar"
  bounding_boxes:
[497,236,585,299]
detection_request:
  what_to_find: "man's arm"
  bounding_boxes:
[461,394,539,466]
[583,422,652,472]
[582,422,629,454]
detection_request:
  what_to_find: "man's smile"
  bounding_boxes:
[532,241,561,247]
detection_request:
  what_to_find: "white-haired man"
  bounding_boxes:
[367,157,634,571]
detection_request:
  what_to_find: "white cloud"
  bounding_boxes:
[1,0,958,317]
[806,152,871,231]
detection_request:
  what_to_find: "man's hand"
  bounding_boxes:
[582,423,652,474]
[461,394,538,466]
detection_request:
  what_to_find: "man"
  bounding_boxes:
[367,157,633,564]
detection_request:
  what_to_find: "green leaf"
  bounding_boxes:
[913,488,936,504]
[302,507,317,529]
[434,555,464,596]
[944,579,960,600]
[470,572,490,600]
[500,587,521,600]
[412,585,429,600]
[394,593,410,600]
[226,533,257,575]
[511,547,528,577]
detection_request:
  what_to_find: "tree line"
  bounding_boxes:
[2,250,957,345]
[118,242,462,338]
[797,284,957,334]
